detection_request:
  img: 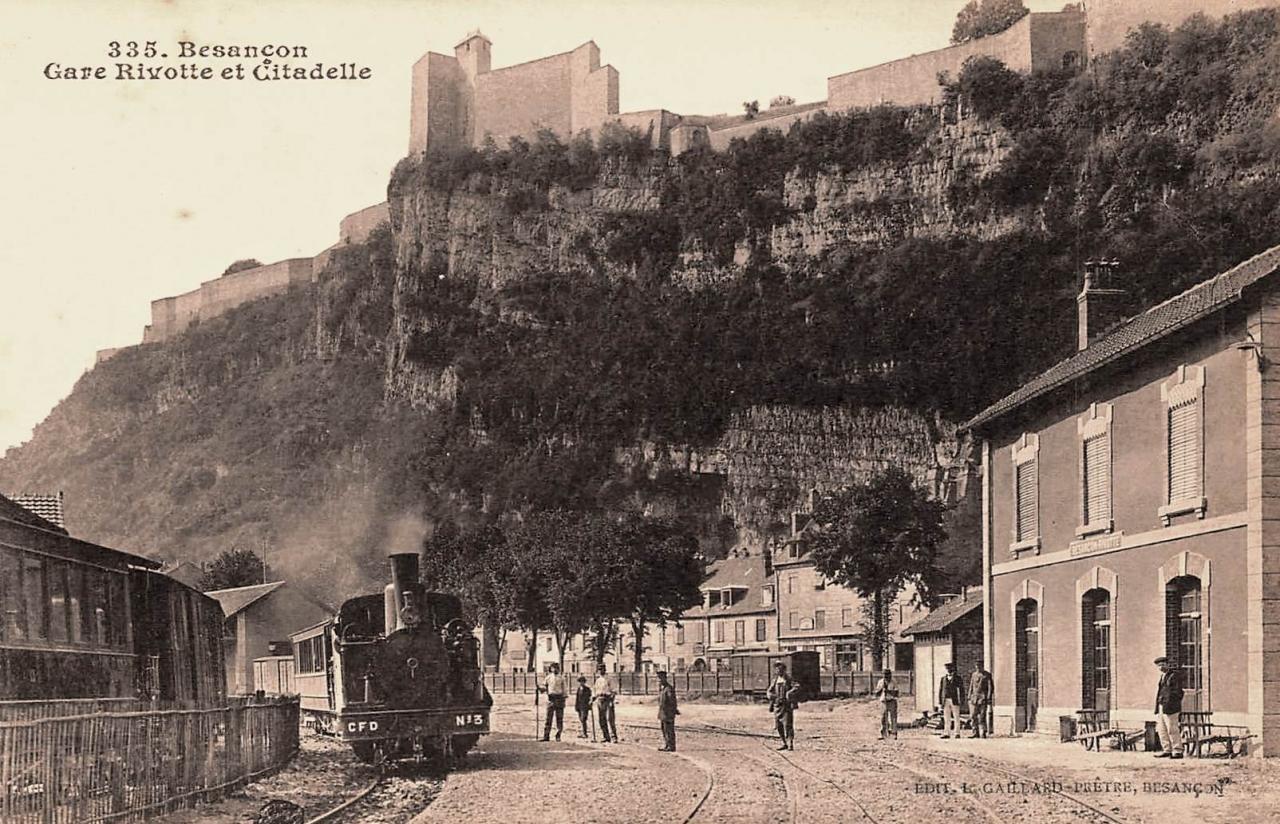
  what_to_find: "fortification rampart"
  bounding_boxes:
[143,258,313,343]
[340,202,390,244]
[1084,0,1279,55]
[828,11,1084,112]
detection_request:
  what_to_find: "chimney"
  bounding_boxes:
[1077,260,1127,350]
[387,553,422,632]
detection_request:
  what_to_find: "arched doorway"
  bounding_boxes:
[1166,576,1204,712]
[1081,588,1111,710]
[1015,598,1040,732]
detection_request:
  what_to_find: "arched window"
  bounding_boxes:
[1080,589,1111,709]
[1015,598,1040,731]
[1166,575,1203,711]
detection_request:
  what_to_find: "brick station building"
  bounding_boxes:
[965,246,1280,754]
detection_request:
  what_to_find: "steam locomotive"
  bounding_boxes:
[291,553,491,764]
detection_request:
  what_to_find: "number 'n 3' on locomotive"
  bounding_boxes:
[290,553,491,765]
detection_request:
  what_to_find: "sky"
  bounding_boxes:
[0,0,1068,454]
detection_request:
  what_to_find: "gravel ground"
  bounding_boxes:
[147,693,1280,823]
[151,732,442,824]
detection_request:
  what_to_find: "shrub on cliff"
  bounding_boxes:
[222,258,262,275]
[950,0,1029,45]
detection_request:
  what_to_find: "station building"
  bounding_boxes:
[966,246,1280,754]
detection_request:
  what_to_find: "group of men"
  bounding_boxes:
[936,661,994,739]
[538,662,619,743]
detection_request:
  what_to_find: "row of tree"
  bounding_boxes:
[420,510,705,671]
[415,467,949,675]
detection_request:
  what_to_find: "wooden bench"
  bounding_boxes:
[1075,709,1141,752]
[1178,711,1253,758]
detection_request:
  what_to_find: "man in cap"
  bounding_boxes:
[937,661,965,739]
[656,670,679,751]
[593,664,618,743]
[766,662,800,750]
[968,661,993,739]
[1153,656,1184,758]
[539,662,567,741]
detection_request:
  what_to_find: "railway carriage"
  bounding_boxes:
[0,493,225,706]
[286,553,491,764]
[728,650,820,698]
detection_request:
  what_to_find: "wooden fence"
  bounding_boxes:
[0,697,300,823]
[483,670,915,698]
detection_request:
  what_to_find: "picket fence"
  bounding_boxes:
[0,697,299,823]
[483,669,915,697]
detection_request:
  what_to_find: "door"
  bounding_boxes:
[1015,599,1039,732]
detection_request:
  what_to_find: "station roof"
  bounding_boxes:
[900,596,980,637]
[965,244,1280,432]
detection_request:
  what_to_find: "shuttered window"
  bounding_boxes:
[1082,433,1110,526]
[1168,399,1201,502]
[1015,459,1038,541]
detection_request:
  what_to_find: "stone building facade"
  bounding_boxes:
[967,247,1280,755]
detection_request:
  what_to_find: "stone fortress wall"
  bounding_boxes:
[1084,0,1280,54]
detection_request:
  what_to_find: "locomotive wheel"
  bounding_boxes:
[451,734,479,759]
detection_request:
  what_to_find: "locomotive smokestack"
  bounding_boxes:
[390,553,420,590]
[388,553,422,632]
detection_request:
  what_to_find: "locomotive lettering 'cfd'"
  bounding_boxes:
[290,553,492,764]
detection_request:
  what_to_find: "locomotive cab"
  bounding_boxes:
[308,553,491,765]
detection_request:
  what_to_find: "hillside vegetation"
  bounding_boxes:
[3,10,1279,596]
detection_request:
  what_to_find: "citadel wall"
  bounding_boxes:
[143,258,313,343]
[474,52,574,144]
[1084,0,1280,55]
[409,52,468,154]
[339,202,390,244]
[828,12,1086,112]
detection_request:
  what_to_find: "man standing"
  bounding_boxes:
[767,662,799,750]
[656,670,679,752]
[967,661,993,739]
[540,662,567,742]
[574,676,593,738]
[938,661,964,739]
[873,668,899,740]
[1153,656,1184,759]
[593,664,618,743]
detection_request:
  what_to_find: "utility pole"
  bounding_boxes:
[261,537,268,584]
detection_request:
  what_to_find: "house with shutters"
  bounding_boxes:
[965,247,1280,755]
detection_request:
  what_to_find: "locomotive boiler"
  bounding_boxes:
[291,553,491,764]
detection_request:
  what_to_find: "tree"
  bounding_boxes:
[951,0,1029,44]
[200,547,265,591]
[806,467,948,671]
[421,525,517,662]
[743,100,760,119]
[613,515,704,673]
[222,258,262,275]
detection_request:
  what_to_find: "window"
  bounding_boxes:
[1161,365,1206,523]
[1078,403,1113,535]
[734,620,745,645]
[67,565,85,644]
[841,607,853,628]
[1080,589,1111,709]
[1167,576,1204,711]
[835,642,861,671]
[544,637,553,652]
[23,556,46,642]
[297,637,313,672]
[761,585,775,607]
[789,611,799,630]
[714,621,724,643]
[659,630,666,653]
[106,573,128,648]
[0,549,23,642]
[1011,433,1040,552]
[813,575,825,591]
[720,588,734,607]
[814,610,826,630]
[755,618,767,642]
[47,561,68,643]
[787,576,794,594]
[676,625,685,645]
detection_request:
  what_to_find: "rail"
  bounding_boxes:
[483,670,914,697]
[0,696,300,823]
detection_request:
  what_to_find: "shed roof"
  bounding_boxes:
[10,493,65,530]
[900,596,981,636]
[965,244,1280,432]
[0,492,159,569]
[206,581,286,618]
[688,554,772,618]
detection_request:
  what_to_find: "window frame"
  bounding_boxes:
[755,618,767,642]
[1077,402,1114,537]
[1159,365,1207,524]
[1010,433,1041,554]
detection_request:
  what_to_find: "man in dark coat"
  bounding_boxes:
[767,662,800,750]
[1153,656,1184,759]
[656,670,679,751]
[967,662,993,739]
[574,676,593,738]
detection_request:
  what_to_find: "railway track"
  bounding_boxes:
[624,719,1132,824]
